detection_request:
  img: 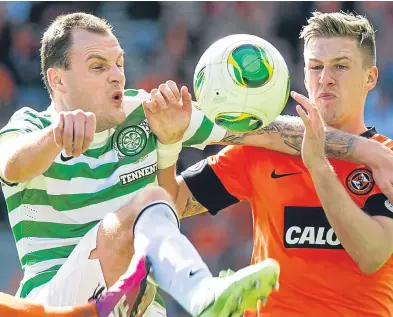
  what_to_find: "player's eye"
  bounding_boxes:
[310,65,323,70]
[92,65,104,71]
[116,63,124,68]
[335,64,347,70]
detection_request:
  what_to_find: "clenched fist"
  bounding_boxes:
[53,110,96,157]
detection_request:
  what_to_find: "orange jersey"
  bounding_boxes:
[182,128,393,317]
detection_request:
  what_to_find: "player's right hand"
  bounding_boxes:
[53,110,96,157]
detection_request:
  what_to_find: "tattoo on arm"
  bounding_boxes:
[220,116,304,154]
[180,196,208,219]
[325,128,355,159]
[220,115,357,159]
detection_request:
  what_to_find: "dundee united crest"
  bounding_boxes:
[346,168,374,195]
[116,126,147,156]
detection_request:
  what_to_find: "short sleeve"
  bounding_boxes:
[0,107,51,138]
[182,103,226,150]
[208,145,254,201]
[181,145,254,215]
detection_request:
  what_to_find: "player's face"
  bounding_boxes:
[303,37,377,129]
[60,29,126,132]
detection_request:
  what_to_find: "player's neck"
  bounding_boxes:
[52,97,68,112]
[330,117,368,135]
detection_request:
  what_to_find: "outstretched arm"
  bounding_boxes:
[146,82,393,202]
[217,114,379,161]
[215,112,393,202]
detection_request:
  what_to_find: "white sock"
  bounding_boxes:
[133,201,213,315]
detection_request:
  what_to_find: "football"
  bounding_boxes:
[193,34,290,132]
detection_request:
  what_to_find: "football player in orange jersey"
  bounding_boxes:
[154,11,393,317]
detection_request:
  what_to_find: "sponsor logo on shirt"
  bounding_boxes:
[119,163,157,185]
[284,206,343,249]
[285,226,341,247]
[346,168,374,195]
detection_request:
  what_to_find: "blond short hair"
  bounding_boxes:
[300,11,376,67]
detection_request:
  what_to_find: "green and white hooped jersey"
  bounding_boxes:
[0,89,226,298]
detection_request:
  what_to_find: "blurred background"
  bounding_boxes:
[0,1,392,316]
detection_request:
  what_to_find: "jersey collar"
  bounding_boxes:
[360,127,377,139]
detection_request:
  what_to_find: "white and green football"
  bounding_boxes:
[193,34,290,133]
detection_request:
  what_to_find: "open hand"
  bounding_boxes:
[291,91,327,171]
[143,80,192,144]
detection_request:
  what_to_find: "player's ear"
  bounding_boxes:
[47,68,67,94]
[366,65,378,92]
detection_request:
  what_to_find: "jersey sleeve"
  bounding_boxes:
[0,107,51,186]
[182,102,226,150]
[0,107,50,138]
[364,134,393,219]
[363,193,393,219]
[123,91,226,149]
[181,145,253,215]
[122,89,151,116]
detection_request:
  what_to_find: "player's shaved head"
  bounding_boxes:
[300,11,376,68]
[40,12,113,96]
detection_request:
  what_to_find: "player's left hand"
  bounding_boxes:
[291,91,328,171]
[143,80,192,144]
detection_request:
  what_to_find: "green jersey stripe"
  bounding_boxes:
[13,221,99,242]
[183,115,214,146]
[44,141,156,180]
[23,111,52,128]
[83,137,113,159]
[124,89,140,97]
[20,265,62,298]
[126,103,145,119]
[0,128,24,137]
[20,244,76,269]
[7,173,156,212]
[24,118,45,130]
[16,237,81,257]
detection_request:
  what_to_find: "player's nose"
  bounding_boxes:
[319,67,335,86]
[108,64,125,85]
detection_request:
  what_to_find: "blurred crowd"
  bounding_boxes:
[0,1,393,315]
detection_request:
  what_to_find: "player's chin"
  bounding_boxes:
[110,109,126,125]
[320,110,338,125]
